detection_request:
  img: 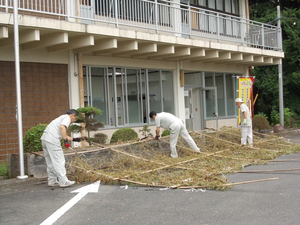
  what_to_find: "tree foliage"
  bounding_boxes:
[249,0,300,121]
[69,106,104,144]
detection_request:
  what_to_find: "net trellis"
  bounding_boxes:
[66,127,300,190]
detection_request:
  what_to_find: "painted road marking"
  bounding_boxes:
[40,181,100,225]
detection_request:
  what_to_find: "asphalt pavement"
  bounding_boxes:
[1,133,300,225]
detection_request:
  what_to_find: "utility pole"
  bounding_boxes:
[14,0,28,179]
[277,5,284,126]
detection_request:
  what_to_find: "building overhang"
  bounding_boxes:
[0,13,284,66]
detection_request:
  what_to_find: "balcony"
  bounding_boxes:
[0,0,282,64]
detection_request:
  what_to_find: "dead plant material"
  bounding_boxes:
[66,127,300,190]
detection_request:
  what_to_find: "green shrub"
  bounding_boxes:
[270,109,280,126]
[23,124,48,153]
[93,133,108,145]
[110,128,138,143]
[270,108,294,126]
[161,129,170,137]
[252,115,270,132]
[0,163,9,178]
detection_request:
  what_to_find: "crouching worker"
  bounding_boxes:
[149,111,200,158]
[41,109,81,187]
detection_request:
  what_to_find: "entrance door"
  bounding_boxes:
[202,87,218,129]
[184,88,202,131]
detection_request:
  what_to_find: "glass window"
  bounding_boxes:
[216,0,223,11]
[232,0,239,15]
[198,0,207,7]
[224,0,231,13]
[215,73,225,117]
[126,69,143,124]
[204,72,236,119]
[148,70,162,114]
[162,71,174,113]
[85,66,174,128]
[204,72,214,86]
[208,0,215,9]
[185,71,202,86]
[84,67,109,126]
[226,75,235,116]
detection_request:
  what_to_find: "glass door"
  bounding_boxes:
[184,89,193,130]
[202,87,218,129]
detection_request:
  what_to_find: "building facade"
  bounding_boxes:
[0,0,283,162]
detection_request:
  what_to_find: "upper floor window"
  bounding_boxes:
[187,0,240,16]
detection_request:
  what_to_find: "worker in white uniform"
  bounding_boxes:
[41,109,81,187]
[235,98,253,147]
[149,111,200,158]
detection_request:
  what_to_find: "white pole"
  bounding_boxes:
[277,5,284,126]
[14,0,28,179]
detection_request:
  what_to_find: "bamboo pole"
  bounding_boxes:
[222,177,279,186]
[271,158,300,162]
[238,168,300,173]
[179,177,278,189]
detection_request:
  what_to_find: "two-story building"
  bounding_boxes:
[0,0,283,162]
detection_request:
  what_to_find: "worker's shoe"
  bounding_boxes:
[60,180,75,188]
[170,153,178,158]
[48,181,60,187]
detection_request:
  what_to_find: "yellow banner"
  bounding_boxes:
[237,77,254,124]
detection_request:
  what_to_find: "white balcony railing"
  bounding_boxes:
[0,0,281,51]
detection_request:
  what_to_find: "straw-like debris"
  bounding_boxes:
[65,127,300,190]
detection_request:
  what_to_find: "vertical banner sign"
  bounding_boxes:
[237,77,255,125]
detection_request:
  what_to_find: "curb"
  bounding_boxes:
[0,177,46,192]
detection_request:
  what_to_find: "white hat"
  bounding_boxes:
[235,98,244,103]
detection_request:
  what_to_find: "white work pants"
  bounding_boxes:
[42,140,68,185]
[241,126,253,146]
[169,123,200,158]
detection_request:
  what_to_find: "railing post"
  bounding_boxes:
[261,24,265,49]
[5,0,8,13]
[216,13,220,42]
[66,0,70,21]
[155,0,158,33]
[241,18,245,46]
[115,0,118,27]
[188,4,191,37]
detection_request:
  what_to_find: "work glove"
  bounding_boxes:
[243,119,247,126]
[72,137,82,142]
[64,139,71,148]
[154,135,160,140]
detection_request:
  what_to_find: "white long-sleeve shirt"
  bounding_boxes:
[155,112,183,130]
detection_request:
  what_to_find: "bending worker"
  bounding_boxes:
[149,111,200,158]
[41,109,81,187]
[235,98,253,147]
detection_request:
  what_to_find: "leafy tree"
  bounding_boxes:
[139,125,153,140]
[250,0,300,123]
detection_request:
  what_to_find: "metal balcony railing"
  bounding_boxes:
[0,0,282,51]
